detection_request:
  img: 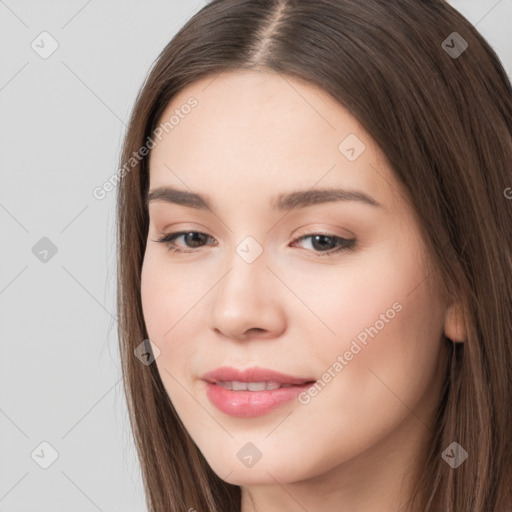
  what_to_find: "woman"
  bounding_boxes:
[116,1,512,510]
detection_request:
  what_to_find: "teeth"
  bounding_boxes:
[216,381,289,391]
[232,381,247,391]
[247,382,267,391]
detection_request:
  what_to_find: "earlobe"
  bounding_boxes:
[444,303,466,343]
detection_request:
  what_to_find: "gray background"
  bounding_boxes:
[0,1,510,510]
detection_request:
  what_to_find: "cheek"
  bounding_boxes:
[140,252,190,363]
[140,249,209,398]
[296,240,445,410]
[326,290,443,431]
[272,246,418,356]
[140,249,199,337]
[277,261,445,474]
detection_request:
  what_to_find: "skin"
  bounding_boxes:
[140,70,466,512]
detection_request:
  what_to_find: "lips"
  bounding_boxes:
[200,366,317,418]
[200,366,315,386]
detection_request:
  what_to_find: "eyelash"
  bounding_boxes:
[152,231,356,257]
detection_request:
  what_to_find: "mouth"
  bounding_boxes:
[212,380,313,391]
[200,365,315,386]
[200,366,316,418]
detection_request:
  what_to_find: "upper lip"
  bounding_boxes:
[200,366,316,385]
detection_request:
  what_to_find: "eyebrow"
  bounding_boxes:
[146,186,382,211]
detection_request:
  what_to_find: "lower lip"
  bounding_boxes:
[203,381,314,418]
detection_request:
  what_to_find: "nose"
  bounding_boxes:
[209,247,287,341]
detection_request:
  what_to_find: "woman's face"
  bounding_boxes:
[141,70,453,495]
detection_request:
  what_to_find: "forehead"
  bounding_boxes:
[148,70,404,214]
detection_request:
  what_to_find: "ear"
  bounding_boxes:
[444,302,466,343]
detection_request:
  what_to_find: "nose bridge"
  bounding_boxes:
[219,235,269,301]
[209,234,285,338]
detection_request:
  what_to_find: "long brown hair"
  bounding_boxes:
[116,1,512,510]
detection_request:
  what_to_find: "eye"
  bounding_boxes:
[290,233,356,257]
[153,231,356,257]
[152,231,216,254]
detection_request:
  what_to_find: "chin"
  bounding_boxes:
[205,453,310,486]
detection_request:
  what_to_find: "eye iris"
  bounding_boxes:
[184,232,207,248]
[311,234,336,251]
